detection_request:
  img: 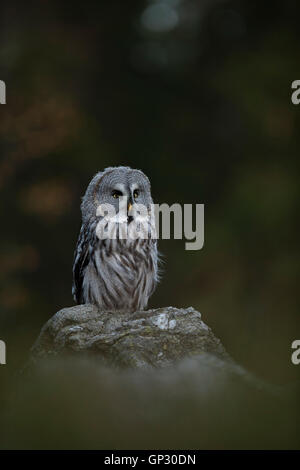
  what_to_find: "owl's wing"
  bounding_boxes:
[72,224,91,304]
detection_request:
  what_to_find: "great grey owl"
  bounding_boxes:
[72,166,159,312]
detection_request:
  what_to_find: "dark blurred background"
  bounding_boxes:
[0,0,299,393]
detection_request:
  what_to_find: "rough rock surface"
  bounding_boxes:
[31,305,230,368]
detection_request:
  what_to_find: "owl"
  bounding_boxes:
[72,166,159,312]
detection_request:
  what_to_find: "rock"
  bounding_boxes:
[14,352,289,449]
[13,305,291,449]
[30,305,230,368]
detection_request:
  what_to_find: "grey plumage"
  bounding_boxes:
[72,166,159,312]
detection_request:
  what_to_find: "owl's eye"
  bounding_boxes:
[112,190,123,199]
[133,189,139,199]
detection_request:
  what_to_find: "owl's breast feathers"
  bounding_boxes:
[72,224,158,312]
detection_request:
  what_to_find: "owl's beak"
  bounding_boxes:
[127,199,134,223]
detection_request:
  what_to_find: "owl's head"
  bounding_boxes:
[81,166,153,223]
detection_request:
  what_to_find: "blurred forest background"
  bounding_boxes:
[0,0,299,392]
